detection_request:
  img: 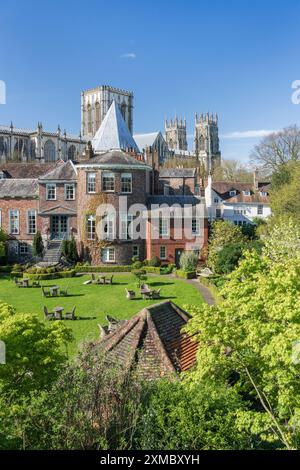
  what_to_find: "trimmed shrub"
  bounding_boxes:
[176,269,196,279]
[74,265,132,273]
[148,256,161,267]
[144,266,161,274]
[179,251,199,272]
[23,269,75,280]
[0,266,12,273]
[33,232,44,257]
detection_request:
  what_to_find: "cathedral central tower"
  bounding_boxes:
[165,117,187,151]
[194,113,221,172]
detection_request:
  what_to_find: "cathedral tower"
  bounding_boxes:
[194,113,221,172]
[81,85,134,138]
[165,117,187,151]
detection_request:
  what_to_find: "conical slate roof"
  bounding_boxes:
[92,100,140,153]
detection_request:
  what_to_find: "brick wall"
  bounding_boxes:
[76,168,148,265]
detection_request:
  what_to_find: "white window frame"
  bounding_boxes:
[46,183,56,200]
[120,214,134,240]
[102,172,115,192]
[102,214,115,240]
[257,205,263,215]
[87,172,96,194]
[159,218,169,238]
[243,190,251,196]
[121,173,132,194]
[27,210,37,235]
[9,209,19,234]
[19,242,29,255]
[192,218,200,235]
[133,245,140,258]
[229,190,236,197]
[101,247,115,263]
[65,183,75,200]
[86,214,96,240]
[160,246,167,260]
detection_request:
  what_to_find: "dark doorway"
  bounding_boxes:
[175,248,184,268]
[51,215,68,240]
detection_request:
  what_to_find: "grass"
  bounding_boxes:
[0,273,204,355]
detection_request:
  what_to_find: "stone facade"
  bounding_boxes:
[81,85,134,138]
[194,113,221,172]
[0,123,85,164]
[165,117,187,151]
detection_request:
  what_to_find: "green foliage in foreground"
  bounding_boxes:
[186,249,300,449]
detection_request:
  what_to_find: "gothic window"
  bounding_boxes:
[44,140,56,162]
[95,102,100,130]
[67,145,76,161]
[121,102,126,120]
[30,140,36,160]
[13,139,23,160]
[87,104,92,133]
[199,135,205,151]
[0,137,7,157]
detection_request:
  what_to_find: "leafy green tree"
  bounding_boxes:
[186,251,300,449]
[207,220,246,272]
[0,228,7,262]
[0,349,143,450]
[32,231,44,257]
[270,161,300,224]
[0,302,73,397]
[214,241,263,275]
[136,380,249,450]
[262,218,300,262]
[179,251,199,272]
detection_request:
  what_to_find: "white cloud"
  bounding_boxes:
[221,129,279,139]
[120,52,136,59]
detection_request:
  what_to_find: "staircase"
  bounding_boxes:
[42,240,63,265]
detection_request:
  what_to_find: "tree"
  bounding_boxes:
[186,251,300,449]
[207,220,246,272]
[262,218,300,262]
[32,231,44,257]
[270,161,300,224]
[1,348,143,450]
[212,159,253,183]
[136,380,249,450]
[251,126,300,175]
[0,228,7,262]
[179,251,199,272]
[0,302,73,397]
[62,236,78,263]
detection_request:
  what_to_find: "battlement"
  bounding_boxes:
[82,85,133,97]
[165,117,186,130]
[195,112,218,126]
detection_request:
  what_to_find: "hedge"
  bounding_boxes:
[144,266,161,274]
[75,265,132,273]
[176,270,196,280]
[0,266,12,273]
[22,269,75,280]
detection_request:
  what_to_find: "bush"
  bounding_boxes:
[148,256,161,267]
[144,266,161,274]
[33,232,44,257]
[160,263,175,275]
[132,260,143,269]
[176,269,196,279]
[23,269,75,280]
[0,266,12,273]
[12,263,23,272]
[75,265,131,273]
[179,251,199,272]
[132,269,147,287]
[62,237,78,263]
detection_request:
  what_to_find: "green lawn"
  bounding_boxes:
[0,273,204,355]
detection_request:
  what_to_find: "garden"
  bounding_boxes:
[0,272,204,355]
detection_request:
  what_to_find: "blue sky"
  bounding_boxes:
[1,0,300,161]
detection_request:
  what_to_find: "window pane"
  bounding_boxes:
[65,184,75,200]
[10,210,19,234]
[86,215,96,240]
[87,173,96,193]
[102,172,115,191]
[46,184,56,200]
[28,210,36,234]
[121,173,132,193]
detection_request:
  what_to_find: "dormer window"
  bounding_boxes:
[260,191,267,197]
[243,190,251,196]
[229,190,236,197]
[0,171,6,179]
